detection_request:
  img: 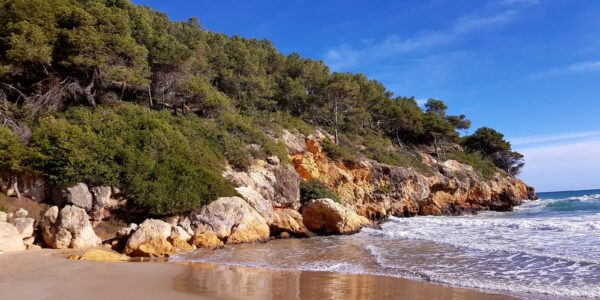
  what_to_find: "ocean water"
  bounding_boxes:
[174,189,600,299]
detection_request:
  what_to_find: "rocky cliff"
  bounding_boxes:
[0,130,536,257]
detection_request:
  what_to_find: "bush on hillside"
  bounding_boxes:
[444,150,501,180]
[28,104,238,216]
[300,179,340,204]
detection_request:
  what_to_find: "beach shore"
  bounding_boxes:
[0,250,513,300]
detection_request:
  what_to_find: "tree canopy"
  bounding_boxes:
[0,0,526,214]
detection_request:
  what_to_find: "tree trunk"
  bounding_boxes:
[11,173,20,200]
[334,98,339,145]
[148,85,154,107]
[433,136,440,158]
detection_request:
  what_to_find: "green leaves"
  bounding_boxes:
[28,104,237,216]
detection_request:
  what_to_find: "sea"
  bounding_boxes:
[175,189,600,299]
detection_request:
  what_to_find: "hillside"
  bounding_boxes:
[0,0,536,256]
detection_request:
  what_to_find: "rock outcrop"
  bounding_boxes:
[53,183,93,211]
[124,219,175,257]
[40,205,101,249]
[190,197,270,244]
[287,131,534,220]
[302,198,372,235]
[0,222,25,252]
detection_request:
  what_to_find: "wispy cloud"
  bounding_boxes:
[534,60,600,78]
[519,139,600,192]
[324,10,518,70]
[510,131,600,147]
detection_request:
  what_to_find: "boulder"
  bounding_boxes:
[0,222,25,252]
[124,219,174,257]
[265,209,313,238]
[116,223,138,239]
[53,183,93,211]
[14,208,28,218]
[190,231,224,250]
[90,186,118,209]
[40,205,101,249]
[302,199,371,235]
[170,225,192,242]
[11,217,35,238]
[58,205,101,248]
[0,211,7,222]
[190,197,270,244]
[70,248,130,262]
[169,237,194,253]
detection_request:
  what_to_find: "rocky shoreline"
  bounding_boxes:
[0,130,536,259]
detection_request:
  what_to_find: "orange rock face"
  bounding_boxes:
[287,132,534,220]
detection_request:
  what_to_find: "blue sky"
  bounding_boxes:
[133,0,600,192]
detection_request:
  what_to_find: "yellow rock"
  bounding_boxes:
[191,232,224,250]
[133,237,174,258]
[70,248,130,262]
[170,237,194,252]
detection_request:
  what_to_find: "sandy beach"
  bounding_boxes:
[0,250,513,300]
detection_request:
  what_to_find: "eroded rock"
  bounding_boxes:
[302,198,371,235]
[0,222,25,252]
[124,219,174,257]
[190,197,270,244]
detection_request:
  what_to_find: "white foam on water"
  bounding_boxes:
[174,195,600,299]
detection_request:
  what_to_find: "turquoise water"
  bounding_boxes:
[176,189,600,299]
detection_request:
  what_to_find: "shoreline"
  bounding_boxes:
[0,249,514,300]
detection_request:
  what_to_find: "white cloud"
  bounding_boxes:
[534,60,600,78]
[518,139,600,192]
[510,131,600,146]
[567,60,600,72]
[324,10,518,70]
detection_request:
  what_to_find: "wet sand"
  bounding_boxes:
[0,250,513,300]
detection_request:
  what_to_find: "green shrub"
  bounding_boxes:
[219,112,290,167]
[321,140,356,163]
[250,111,313,136]
[29,104,237,216]
[361,135,433,174]
[300,179,340,203]
[0,204,7,212]
[444,150,501,180]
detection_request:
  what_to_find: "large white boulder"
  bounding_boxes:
[0,222,25,252]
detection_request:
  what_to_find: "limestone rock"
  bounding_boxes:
[224,161,301,210]
[0,222,25,252]
[90,186,118,209]
[169,237,194,252]
[58,205,101,248]
[170,225,192,242]
[12,217,35,239]
[190,231,224,250]
[0,211,7,223]
[302,199,371,235]
[265,209,312,238]
[54,183,93,211]
[14,208,28,218]
[124,219,174,257]
[190,197,270,244]
[116,223,138,239]
[23,236,35,247]
[71,248,129,262]
[40,205,100,249]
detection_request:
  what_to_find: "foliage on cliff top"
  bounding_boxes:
[444,150,501,181]
[300,179,340,204]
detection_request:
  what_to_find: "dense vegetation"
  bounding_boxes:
[300,180,340,204]
[0,0,525,215]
